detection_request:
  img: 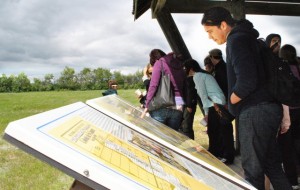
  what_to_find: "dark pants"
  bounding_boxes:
[278,131,299,186]
[219,118,235,163]
[290,108,300,160]
[181,104,197,139]
[238,102,292,190]
[278,108,300,186]
[207,107,222,157]
[207,107,235,162]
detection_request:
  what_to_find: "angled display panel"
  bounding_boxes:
[86,95,255,190]
[4,96,256,189]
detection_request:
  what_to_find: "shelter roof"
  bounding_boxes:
[133,0,300,20]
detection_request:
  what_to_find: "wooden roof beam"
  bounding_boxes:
[245,2,300,16]
[156,8,192,60]
[163,0,300,16]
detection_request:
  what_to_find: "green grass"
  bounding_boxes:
[0,90,208,190]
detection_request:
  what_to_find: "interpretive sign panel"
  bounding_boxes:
[4,95,255,190]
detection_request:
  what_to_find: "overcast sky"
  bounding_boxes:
[0,0,299,80]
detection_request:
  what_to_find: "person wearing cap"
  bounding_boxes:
[201,7,292,190]
[208,48,235,165]
[208,49,228,100]
[102,80,118,96]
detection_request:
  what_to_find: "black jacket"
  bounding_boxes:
[226,19,274,116]
[214,60,229,100]
[185,76,198,108]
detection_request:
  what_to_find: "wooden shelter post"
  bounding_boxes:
[156,8,192,60]
[229,0,246,19]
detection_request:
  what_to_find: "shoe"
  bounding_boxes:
[292,185,299,190]
[224,159,234,165]
[218,157,227,163]
[218,157,234,165]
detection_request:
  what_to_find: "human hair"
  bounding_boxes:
[266,33,281,48]
[145,63,152,78]
[201,7,236,27]
[149,49,166,65]
[108,80,117,88]
[211,55,222,60]
[279,44,298,64]
[184,59,209,74]
[209,48,223,60]
[204,56,213,66]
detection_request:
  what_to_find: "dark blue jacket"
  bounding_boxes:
[102,89,117,96]
[226,19,274,116]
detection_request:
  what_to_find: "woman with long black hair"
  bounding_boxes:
[184,59,234,164]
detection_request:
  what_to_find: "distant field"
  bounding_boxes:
[0,90,207,190]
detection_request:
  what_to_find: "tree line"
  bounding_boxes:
[0,66,144,92]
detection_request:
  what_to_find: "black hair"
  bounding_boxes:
[201,7,236,27]
[279,44,298,64]
[204,56,213,66]
[265,33,281,48]
[149,49,166,65]
[184,59,209,74]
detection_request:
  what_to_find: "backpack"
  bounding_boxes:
[257,38,300,107]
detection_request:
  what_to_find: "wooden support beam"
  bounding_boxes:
[156,8,192,60]
[133,0,151,20]
[163,0,300,16]
[248,0,300,2]
[165,1,230,14]
[230,0,246,20]
[245,2,300,16]
[134,0,300,20]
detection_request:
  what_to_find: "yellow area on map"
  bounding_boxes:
[49,116,213,190]
[90,96,241,179]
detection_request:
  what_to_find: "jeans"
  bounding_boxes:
[238,102,292,190]
[150,107,183,130]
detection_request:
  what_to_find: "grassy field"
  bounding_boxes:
[0,90,208,190]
